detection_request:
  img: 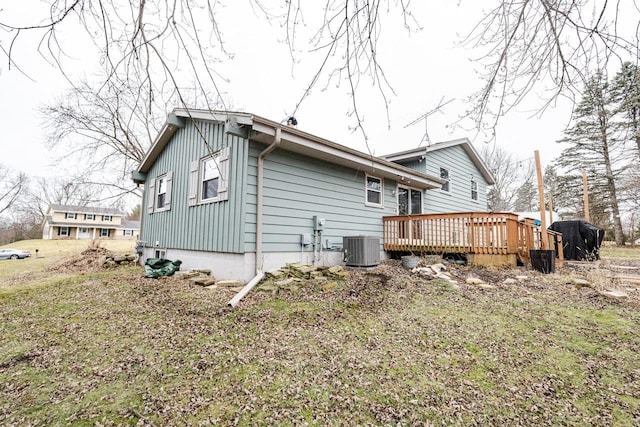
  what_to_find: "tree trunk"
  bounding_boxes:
[600,122,626,246]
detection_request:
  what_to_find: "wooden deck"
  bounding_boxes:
[383,212,563,266]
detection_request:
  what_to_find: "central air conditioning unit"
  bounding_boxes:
[343,236,380,267]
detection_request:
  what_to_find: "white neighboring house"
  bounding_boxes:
[42,204,140,240]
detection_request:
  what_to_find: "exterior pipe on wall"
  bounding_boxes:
[228,126,282,307]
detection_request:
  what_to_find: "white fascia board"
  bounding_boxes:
[173,109,253,125]
[251,122,442,189]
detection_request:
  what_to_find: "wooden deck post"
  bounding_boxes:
[534,150,548,250]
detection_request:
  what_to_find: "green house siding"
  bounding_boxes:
[252,142,397,253]
[422,145,489,213]
[141,120,250,253]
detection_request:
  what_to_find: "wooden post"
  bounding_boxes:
[582,171,590,222]
[548,193,554,224]
[534,150,548,249]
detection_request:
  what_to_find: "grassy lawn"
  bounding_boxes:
[1,241,639,425]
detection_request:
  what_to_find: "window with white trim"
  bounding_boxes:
[201,156,220,201]
[65,212,77,219]
[102,215,112,221]
[85,214,95,220]
[123,230,134,236]
[58,227,70,236]
[148,171,173,214]
[100,229,110,237]
[440,167,450,192]
[365,175,383,207]
[471,178,478,201]
[188,147,230,206]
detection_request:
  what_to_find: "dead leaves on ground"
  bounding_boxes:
[1,260,640,425]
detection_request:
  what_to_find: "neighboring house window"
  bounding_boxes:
[58,227,70,236]
[397,186,423,215]
[471,178,478,201]
[188,147,230,206]
[440,167,450,192]
[365,175,383,207]
[148,171,173,213]
[65,213,77,219]
[123,230,133,236]
[102,215,112,221]
[100,229,110,237]
[85,214,95,220]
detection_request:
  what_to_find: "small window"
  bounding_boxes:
[440,168,450,192]
[100,229,110,237]
[189,148,229,206]
[201,156,220,201]
[85,214,95,220]
[102,215,112,221]
[58,227,70,236]
[365,175,383,207]
[148,171,172,214]
[65,213,77,219]
[471,178,478,201]
[123,230,133,236]
[157,177,167,209]
[155,249,166,259]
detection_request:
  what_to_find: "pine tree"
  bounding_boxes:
[611,62,640,159]
[555,72,626,245]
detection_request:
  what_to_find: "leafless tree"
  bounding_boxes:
[14,176,101,224]
[0,165,26,215]
[481,143,534,211]
[2,1,639,143]
[464,0,640,131]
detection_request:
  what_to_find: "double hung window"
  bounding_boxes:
[365,175,383,207]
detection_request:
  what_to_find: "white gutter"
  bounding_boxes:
[228,126,282,307]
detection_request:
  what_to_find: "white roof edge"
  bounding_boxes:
[382,138,495,185]
[136,109,443,188]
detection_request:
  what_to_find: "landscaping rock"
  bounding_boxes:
[175,271,200,279]
[430,263,447,273]
[216,280,242,288]
[503,278,517,284]
[466,277,486,285]
[600,289,628,300]
[572,278,592,288]
[190,277,216,286]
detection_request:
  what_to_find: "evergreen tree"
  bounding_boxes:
[514,179,537,212]
[555,72,626,245]
[611,62,640,159]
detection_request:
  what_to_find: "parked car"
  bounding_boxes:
[0,248,31,260]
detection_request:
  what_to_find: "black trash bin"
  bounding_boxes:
[530,249,556,274]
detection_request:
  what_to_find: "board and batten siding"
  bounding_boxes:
[141,119,250,253]
[422,145,489,213]
[245,141,397,253]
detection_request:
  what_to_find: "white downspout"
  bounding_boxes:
[228,126,281,307]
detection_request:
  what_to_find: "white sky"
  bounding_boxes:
[0,2,597,184]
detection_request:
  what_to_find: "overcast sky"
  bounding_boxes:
[0,2,594,183]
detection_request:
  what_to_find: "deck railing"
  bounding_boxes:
[383,212,563,263]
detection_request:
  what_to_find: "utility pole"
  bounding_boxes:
[582,172,590,222]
